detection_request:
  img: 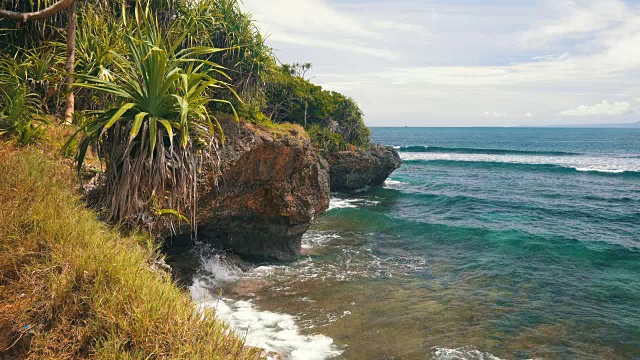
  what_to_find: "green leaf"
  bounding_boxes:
[101,103,136,136]
[154,208,190,224]
[149,117,158,153]
[158,119,174,145]
[130,112,148,143]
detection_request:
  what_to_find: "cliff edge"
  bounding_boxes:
[197,118,330,261]
[326,144,402,192]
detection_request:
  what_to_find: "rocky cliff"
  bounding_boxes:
[197,118,330,261]
[326,144,402,192]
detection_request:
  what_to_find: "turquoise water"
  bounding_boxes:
[182,127,640,359]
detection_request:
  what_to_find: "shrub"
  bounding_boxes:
[307,124,349,155]
[0,57,47,146]
[70,14,238,230]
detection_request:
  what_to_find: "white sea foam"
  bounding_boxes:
[328,198,358,210]
[575,167,628,174]
[302,231,342,249]
[191,279,342,360]
[199,254,242,283]
[400,152,640,173]
[432,347,503,360]
[191,256,342,359]
[384,179,406,187]
[328,197,381,210]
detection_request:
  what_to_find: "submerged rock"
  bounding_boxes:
[326,144,402,192]
[197,118,330,261]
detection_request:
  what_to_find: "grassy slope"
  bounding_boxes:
[0,147,261,359]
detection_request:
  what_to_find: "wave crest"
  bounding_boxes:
[397,145,580,156]
[400,152,640,177]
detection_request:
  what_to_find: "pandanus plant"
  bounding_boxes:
[0,56,48,145]
[71,15,237,230]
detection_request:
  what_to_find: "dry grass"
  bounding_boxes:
[261,122,309,141]
[213,113,309,142]
[0,148,262,359]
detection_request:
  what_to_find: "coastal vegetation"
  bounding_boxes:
[0,147,260,359]
[0,0,374,357]
[71,15,233,229]
[1,0,371,225]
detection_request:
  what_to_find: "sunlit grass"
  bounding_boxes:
[0,149,261,359]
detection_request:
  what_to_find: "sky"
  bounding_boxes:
[242,0,640,127]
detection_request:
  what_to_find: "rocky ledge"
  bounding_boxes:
[326,144,402,192]
[196,118,330,261]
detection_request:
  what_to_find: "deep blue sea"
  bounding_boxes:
[183,127,640,359]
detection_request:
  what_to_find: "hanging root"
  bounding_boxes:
[97,124,220,236]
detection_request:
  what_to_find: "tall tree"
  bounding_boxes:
[63,0,76,123]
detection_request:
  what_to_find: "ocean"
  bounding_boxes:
[172,127,640,359]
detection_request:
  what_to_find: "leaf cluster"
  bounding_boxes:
[68,9,237,229]
[0,55,48,145]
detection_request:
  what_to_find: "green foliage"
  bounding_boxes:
[0,46,65,115]
[0,0,69,49]
[73,3,130,111]
[1,0,374,227]
[25,46,66,113]
[0,56,48,145]
[70,15,236,227]
[154,208,191,224]
[174,0,277,125]
[203,0,273,92]
[262,65,311,122]
[1,0,372,153]
[306,124,349,155]
[263,64,371,149]
[330,93,371,147]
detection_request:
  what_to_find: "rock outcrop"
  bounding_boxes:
[326,144,402,192]
[197,118,330,261]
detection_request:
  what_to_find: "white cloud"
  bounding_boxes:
[242,0,640,126]
[531,54,570,62]
[375,21,430,35]
[244,0,374,38]
[481,112,507,117]
[268,32,399,61]
[560,100,632,116]
[242,0,398,60]
[373,27,640,87]
[522,0,627,46]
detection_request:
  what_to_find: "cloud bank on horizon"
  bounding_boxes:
[242,0,640,127]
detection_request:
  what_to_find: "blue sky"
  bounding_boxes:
[243,0,640,126]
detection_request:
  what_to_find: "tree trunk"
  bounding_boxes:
[0,0,75,22]
[1,0,78,123]
[304,100,308,128]
[63,0,76,124]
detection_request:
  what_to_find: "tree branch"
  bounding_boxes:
[0,0,76,22]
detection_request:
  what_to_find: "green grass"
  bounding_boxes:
[0,148,261,359]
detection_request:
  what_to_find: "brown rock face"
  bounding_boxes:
[327,144,402,192]
[197,119,330,261]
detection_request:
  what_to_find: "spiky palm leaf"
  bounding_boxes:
[0,56,47,145]
[73,4,128,110]
[71,16,236,229]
